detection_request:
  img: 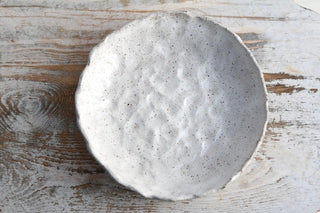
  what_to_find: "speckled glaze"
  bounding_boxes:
[75,12,268,201]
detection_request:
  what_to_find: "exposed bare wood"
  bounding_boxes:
[263,73,305,81]
[266,84,305,94]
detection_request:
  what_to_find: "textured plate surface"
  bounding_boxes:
[76,12,268,201]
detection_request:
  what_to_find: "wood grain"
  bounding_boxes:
[1,0,320,212]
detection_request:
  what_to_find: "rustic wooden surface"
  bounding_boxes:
[1,0,320,212]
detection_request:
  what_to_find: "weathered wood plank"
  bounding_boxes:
[1,0,320,212]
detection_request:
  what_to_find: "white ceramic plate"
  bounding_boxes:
[76,12,268,201]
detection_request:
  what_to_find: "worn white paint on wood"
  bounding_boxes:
[0,0,320,212]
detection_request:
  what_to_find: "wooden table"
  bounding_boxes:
[1,0,320,212]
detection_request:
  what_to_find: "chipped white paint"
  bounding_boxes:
[76,12,268,200]
[0,0,320,212]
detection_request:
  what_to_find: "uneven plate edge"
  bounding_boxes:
[74,11,269,201]
[190,13,269,195]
